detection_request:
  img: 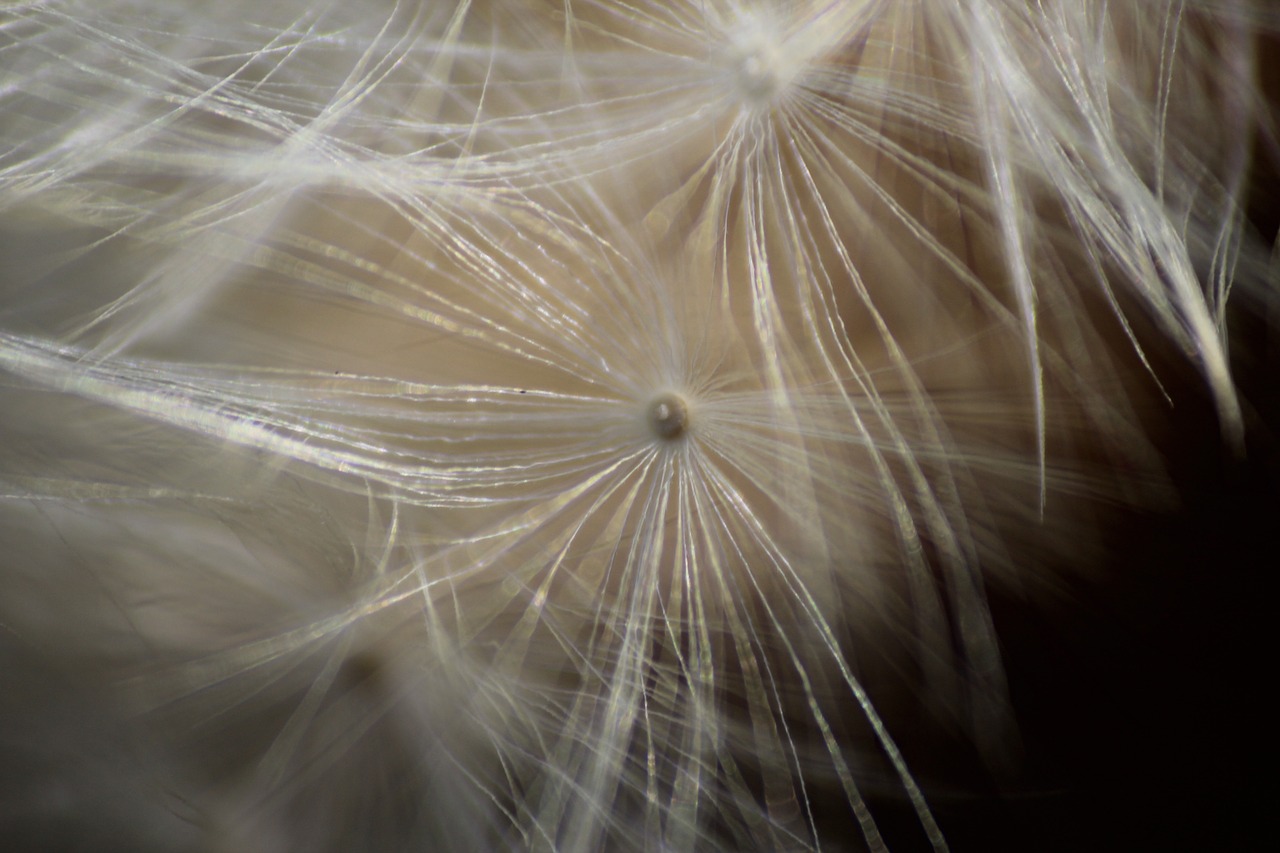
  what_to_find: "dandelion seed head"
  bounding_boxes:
[0,1,1275,850]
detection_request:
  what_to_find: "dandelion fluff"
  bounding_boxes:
[1,1,1276,850]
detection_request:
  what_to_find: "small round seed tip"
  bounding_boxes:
[648,392,689,440]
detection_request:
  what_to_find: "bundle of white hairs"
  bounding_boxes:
[1,1,1276,850]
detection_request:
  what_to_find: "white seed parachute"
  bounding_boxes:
[0,2,1276,851]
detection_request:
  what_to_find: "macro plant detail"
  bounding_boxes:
[0,2,1275,852]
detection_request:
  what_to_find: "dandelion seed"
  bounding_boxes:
[646,391,689,440]
[0,2,1276,851]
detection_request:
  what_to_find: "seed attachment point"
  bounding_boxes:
[648,392,690,441]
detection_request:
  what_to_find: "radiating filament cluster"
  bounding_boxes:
[0,2,1272,851]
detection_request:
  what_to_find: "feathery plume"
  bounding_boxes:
[1,2,1276,850]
